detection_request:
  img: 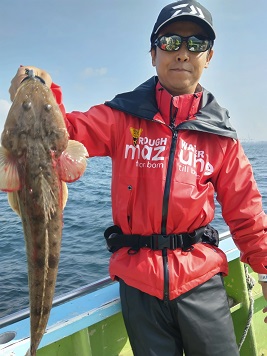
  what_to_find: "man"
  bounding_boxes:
[9,1,267,355]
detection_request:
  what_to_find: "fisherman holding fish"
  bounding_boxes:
[8,0,267,355]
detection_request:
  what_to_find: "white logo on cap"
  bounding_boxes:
[172,4,205,19]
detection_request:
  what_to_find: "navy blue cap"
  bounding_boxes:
[151,0,216,44]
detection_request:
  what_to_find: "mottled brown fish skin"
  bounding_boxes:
[1,77,68,356]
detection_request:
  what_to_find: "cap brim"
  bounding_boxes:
[154,14,216,41]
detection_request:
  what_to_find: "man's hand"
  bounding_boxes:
[9,65,52,101]
[260,282,267,323]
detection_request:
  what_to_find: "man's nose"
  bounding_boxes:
[176,42,190,62]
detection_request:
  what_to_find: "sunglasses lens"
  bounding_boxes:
[187,36,210,52]
[156,35,182,51]
[155,35,210,52]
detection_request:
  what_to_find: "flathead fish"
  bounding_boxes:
[0,70,88,355]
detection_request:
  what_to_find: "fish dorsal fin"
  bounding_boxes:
[7,191,21,216]
[58,140,88,183]
[0,146,20,191]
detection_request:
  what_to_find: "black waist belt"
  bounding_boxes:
[104,225,219,253]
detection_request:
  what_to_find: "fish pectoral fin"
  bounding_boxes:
[0,146,20,191]
[8,192,21,216]
[58,140,88,183]
[62,181,68,210]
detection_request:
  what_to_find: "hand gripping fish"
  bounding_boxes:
[0,70,88,356]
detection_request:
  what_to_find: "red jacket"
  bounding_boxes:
[52,77,267,300]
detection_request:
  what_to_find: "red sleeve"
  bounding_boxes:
[51,82,66,117]
[50,82,118,157]
[214,139,267,273]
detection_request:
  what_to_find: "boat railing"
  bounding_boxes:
[0,230,232,329]
[0,276,113,329]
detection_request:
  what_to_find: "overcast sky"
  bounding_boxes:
[0,0,266,141]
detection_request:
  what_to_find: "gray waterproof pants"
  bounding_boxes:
[119,274,239,356]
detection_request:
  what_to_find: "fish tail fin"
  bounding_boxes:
[25,346,36,356]
[25,348,31,356]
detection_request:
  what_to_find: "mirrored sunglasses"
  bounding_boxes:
[154,34,212,53]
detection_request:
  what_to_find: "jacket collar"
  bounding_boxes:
[105,76,237,139]
[155,81,202,126]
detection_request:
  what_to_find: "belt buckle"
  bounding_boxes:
[151,234,170,250]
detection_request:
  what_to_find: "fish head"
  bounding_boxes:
[1,77,68,158]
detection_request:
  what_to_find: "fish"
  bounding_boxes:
[0,70,88,356]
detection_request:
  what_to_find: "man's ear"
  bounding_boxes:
[151,48,156,67]
[205,49,214,68]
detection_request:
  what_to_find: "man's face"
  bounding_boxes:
[151,21,213,96]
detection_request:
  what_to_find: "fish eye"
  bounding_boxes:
[22,101,32,111]
[44,104,52,112]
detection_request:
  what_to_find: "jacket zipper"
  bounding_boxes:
[127,185,133,231]
[161,126,178,302]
